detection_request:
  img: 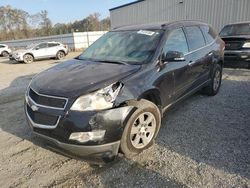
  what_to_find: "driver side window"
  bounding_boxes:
[163,28,188,55]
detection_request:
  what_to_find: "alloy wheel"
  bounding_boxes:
[2,51,8,57]
[58,51,65,59]
[130,112,156,149]
[24,54,33,63]
[213,70,221,91]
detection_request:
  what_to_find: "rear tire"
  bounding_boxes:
[202,64,222,96]
[23,54,34,64]
[2,51,9,57]
[120,99,161,158]
[56,51,65,60]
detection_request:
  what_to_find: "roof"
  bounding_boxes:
[113,20,208,31]
[109,0,145,11]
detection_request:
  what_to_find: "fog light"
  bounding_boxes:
[69,130,106,143]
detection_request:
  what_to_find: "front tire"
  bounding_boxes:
[202,64,222,96]
[120,99,161,158]
[23,54,34,64]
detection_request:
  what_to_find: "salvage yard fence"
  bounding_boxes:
[0,31,107,51]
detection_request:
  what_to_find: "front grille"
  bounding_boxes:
[29,88,67,109]
[27,105,59,126]
[225,41,243,50]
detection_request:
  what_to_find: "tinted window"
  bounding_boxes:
[220,23,250,36]
[200,25,217,44]
[163,28,188,54]
[185,26,206,51]
[0,45,4,48]
[48,43,59,47]
[36,43,48,49]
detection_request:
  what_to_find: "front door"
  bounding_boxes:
[158,27,191,107]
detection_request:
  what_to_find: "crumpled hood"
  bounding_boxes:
[31,59,141,98]
[13,49,28,54]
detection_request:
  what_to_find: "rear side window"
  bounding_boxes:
[0,45,5,48]
[185,26,206,51]
[163,28,189,54]
[200,25,217,44]
[36,43,48,49]
[48,43,59,47]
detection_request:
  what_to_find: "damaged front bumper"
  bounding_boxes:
[25,100,135,163]
[9,53,23,62]
[34,132,121,163]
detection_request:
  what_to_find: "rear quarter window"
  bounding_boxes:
[200,25,217,44]
[185,26,206,51]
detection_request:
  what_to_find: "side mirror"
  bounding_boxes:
[163,51,185,62]
[34,47,39,50]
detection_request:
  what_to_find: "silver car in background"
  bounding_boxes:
[0,44,11,57]
[9,42,69,63]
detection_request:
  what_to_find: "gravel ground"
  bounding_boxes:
[0,56,249,188]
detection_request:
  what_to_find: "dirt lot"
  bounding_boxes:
[0,55,249,188]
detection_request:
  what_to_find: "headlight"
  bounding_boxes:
[242,42,250,48]
[70,82,123,111]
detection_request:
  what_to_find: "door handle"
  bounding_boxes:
[188,61,195,66]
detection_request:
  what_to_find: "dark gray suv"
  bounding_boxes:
[25,20,224,163]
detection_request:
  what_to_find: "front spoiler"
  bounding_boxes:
[34,132,120,164]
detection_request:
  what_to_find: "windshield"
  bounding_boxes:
[220,23,250,36]
[78,30,163,64]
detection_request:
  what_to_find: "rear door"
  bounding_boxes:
[184,26,208,87]
[200,25,218,79]
[47,43,60,57]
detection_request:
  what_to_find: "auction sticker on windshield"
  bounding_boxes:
[137,30,156,36]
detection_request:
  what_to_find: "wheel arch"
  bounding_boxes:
[210,58,223,78]
[23,53,34,59]
[138,89,162,115]
[57,50,66,55]
[1,50,9,55]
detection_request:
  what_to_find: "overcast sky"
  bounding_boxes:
[2,0,134,24]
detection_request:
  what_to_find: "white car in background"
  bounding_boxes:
[9,42,69,63]
[0,44,11,57]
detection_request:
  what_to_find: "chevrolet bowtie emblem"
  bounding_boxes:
[31,105,39,111]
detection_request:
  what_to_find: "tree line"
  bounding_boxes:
[0,5,110,41]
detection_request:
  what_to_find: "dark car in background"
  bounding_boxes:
[220,22,250,69]
[25,20,224,163]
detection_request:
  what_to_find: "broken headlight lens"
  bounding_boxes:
[70,82,123,111]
